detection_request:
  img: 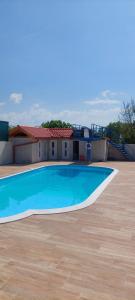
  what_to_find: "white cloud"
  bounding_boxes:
[0,103,120,126]
[84,98,119,105]
[0,89,123,126]
[101,90,127,98]
[83,90,123,106]
[10,93,23,104]
[101,90,112,97]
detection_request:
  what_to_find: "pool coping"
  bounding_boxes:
[0,164,119,224]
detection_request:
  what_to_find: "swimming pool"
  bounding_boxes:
[0,165,118,223]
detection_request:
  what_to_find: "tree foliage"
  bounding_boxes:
[120,98,135,124]
[107,99,135,144]
[120,99,135,143]
[41,120,72,128]
[106,121,122,143]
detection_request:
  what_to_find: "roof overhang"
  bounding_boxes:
[9,126,34,139]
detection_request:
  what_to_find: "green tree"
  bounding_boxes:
[41,120,72,128]
[107,99,135,143]
[106,121,123,143]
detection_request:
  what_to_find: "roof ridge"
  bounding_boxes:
[19,126,71,130]
[49,128,72,130]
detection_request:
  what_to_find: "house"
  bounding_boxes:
[9,125,108,164]
[10,126,73,163]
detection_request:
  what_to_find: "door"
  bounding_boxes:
[49,140,57,160]
[62,140,70,160]
[73,141,79,160]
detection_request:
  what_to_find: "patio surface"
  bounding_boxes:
[0,161,135,300]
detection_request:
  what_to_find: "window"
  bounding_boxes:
[52,141,54,148]
[65,142,67,148]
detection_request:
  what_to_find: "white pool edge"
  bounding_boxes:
[0,165,119,224]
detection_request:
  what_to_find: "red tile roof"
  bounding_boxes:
[10,125,73,139]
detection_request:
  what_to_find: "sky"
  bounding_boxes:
[0,0,135,127]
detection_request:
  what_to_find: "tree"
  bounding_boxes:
[41,120,72,128]
[106,121,123,143]
[120,98,135,124]
[120,99,135,143]
[107,99,135,144]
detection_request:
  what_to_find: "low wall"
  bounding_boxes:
[108,143,126,161]
[108,143,135,161]
[0,141,13,165]
[125,144,135,160]
[92,140,107,162]
[75,140,107,162]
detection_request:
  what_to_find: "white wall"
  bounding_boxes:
[31,140,48,163]
[77,140,107,162]
[32,141,42,163]
[14,139,48,164]
[13,138,47,164]
[92,140,107,161]
[31,142,39,163]
[10,137,33,145]
[15,143,33,164]
[0,141,13,165]
[125,144,135,160]
[57,140,73,161]
[3,137,109,164]
[40,140,48,161]
[71,140,107,162]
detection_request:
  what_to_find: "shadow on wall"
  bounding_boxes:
[125,144,135,160]
[0,142,13,165]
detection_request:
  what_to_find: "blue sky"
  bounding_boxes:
[0,0,135,126]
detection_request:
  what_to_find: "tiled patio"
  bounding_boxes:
[0,161,135,300]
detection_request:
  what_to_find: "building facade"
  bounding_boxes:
[9,125,108,164]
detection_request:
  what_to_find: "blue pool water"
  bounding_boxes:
[0,165,113,218]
